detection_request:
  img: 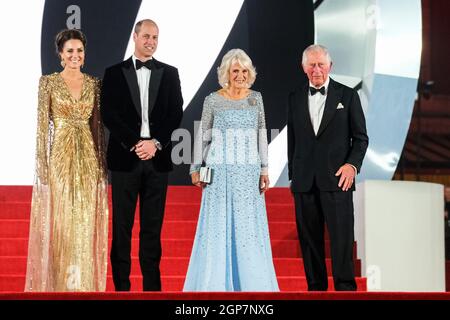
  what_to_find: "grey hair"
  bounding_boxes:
[217,49,257,88]
[134,19,158,34]
[302,44,332,65]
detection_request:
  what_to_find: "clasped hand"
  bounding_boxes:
[135,140,157,160]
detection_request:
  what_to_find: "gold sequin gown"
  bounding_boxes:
[25,73,109,292]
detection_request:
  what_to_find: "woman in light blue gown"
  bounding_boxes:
[183,49,279,292]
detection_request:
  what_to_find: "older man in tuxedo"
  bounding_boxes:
[101,19,183,291]
[287,44,368,291]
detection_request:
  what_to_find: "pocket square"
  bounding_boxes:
[337,103,345,109]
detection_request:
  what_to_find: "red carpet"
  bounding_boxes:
[1,291,449,300]
[0,186,449,300]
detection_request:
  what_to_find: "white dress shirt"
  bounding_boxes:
[132,55,152,138]
[308,77,330,135]
[307,77,357,174]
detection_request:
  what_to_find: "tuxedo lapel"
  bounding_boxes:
[121,57,142,117]
[148,59,164,116]
[316,78,342,137]
[298,84,316,138]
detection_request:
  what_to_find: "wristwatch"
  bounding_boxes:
[152,138,162,151]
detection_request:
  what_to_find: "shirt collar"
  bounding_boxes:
[309,77,330,95]
[132,55,153,69]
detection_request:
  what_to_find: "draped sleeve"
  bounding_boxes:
[25,75,54,291]
[89,77,109,291]
[256,92,269,175]
[35,75,52,185]
[190,94,214,174]
[89,78,107,179]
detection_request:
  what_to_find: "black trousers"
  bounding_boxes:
[110,160,168,291]
[293,182,356,291]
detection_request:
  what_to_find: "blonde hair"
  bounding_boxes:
[217,49,257,88]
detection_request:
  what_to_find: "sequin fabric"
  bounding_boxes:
[25,73,109,292]
[183,91,279,291]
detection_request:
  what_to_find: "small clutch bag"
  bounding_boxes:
[199,166,212,184]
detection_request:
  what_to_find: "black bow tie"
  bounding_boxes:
[309,86,326,96]
[135,59,155,70]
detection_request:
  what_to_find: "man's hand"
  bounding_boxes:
[260,175,270,194]
[191,171,206,188]
[135,140,157,160]
[335,163,356,191]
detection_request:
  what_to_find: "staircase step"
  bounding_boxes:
[0,275,366,292]
[0,238,356,258]
[0,202,296,222]
[0,186,295,204]
[0,220,302,240]
[0,256,361,277]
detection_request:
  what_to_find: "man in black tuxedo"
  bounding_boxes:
[287,44,368,291]
[101,19,183,291]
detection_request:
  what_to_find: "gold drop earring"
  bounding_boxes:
[60,60,66,68]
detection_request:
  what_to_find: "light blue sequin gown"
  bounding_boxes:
[183,90,279,291]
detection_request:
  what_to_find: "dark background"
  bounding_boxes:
[40,0,314,185]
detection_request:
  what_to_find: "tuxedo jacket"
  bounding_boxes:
[287,78,368,192]
[101,57,183,172]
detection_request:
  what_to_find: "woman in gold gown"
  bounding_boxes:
[25,29,109,291]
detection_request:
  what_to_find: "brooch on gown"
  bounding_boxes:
[248,97,257,106]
